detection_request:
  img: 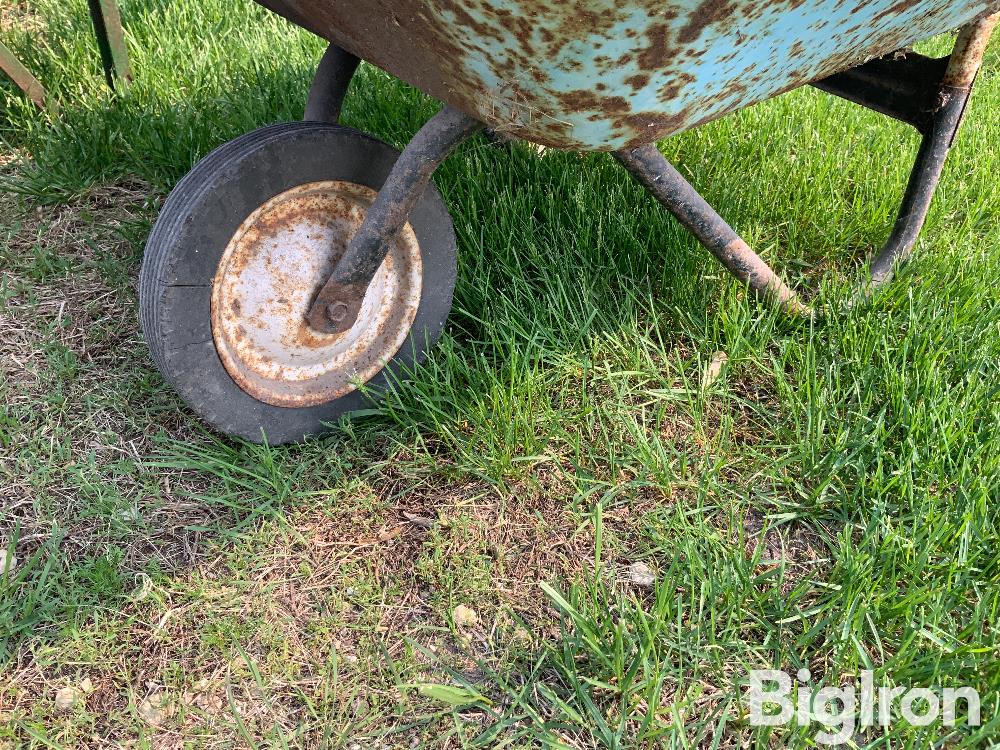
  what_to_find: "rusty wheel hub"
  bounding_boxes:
[211,181,422,408]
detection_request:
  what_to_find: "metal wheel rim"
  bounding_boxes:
[211,181,423,408]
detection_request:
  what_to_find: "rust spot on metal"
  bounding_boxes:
[677,0,736,44]
[624,73,651,90]
[637,23,670,69]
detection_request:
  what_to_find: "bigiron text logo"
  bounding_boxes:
[744,669,981,745]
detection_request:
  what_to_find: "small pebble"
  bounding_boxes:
[403,511,434,529]
[452,604,478,628]
[138,694,172,725]
[702,351,728,389]
[0,550,15,576]
[626,561,656,589]
[55,686,83,711]
[513,626,532,646]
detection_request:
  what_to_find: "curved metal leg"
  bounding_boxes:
[613,12,996,315]
[865,14,997,291]
[304,43,360,124]
[613,146,811,316]
[306,106,484,333]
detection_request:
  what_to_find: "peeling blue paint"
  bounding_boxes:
[265,0,998,149]
[438,0,996,148]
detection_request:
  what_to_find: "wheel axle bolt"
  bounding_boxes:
[325,302,349,323]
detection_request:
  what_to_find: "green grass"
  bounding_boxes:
[2,0,1000,747]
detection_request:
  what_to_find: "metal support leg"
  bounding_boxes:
[306,106,484,334]
[613,12,996,314]
[304,44,360,124]
[865,13,997,290]
[613,146,811,315]
[0,41,47,109]
[87,0,131,89]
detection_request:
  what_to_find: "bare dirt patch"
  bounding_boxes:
[0,1,43,35]
[739,507,829,594]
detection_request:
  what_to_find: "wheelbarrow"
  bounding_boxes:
[138,1,999,443]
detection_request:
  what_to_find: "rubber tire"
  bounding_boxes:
[139,122,457,444]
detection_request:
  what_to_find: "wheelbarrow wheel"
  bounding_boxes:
[139,121,457,444]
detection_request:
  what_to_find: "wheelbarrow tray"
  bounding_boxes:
[258,0,997,150]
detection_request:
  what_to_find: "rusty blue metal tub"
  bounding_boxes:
[138,2,999,442]
[260,0,998,150]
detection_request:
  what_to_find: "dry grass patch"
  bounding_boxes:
[0,176,227,571]
[0,1,43,35]
[1,466,641,748]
